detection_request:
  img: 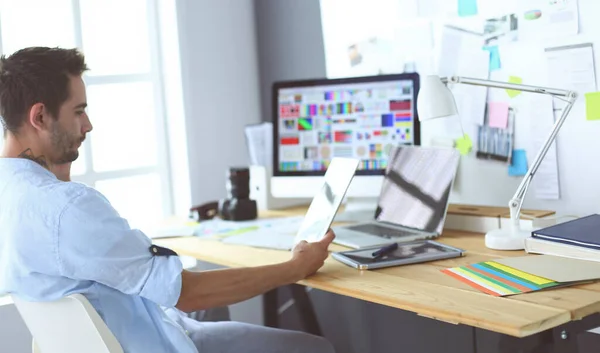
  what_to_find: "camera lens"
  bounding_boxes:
[227,167,250,199]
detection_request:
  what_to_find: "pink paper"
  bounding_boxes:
[488,102,509,129]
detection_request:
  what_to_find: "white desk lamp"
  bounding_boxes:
[417,75,577,250]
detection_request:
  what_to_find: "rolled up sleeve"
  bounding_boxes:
[57,187,183,307]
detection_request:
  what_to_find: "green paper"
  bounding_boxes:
[456,134,472,155]
[585,92,600,121]
[506,76,523,98]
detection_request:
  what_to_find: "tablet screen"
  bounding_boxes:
[342,241,457,264]
[294,157,359,244]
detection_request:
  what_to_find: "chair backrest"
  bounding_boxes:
[12,294,123,353]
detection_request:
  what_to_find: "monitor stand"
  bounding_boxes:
[334,196,378,223]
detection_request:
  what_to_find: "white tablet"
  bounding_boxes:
[293,157,359,246]
[332,240,465,270]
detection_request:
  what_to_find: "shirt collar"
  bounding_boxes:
[0,158,57,179]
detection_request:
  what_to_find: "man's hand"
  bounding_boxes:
[290,229,335,280]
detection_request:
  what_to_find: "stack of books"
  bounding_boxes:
[525,214,600,262]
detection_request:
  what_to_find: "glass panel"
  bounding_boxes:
[70,144,87,176]
[79,0,151,76]
[86,82,158,172]
[0,0,75,55]
[95,173,163,233]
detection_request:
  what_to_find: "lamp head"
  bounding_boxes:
[417,75,459,120]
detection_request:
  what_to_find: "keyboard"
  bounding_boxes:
[346,223,419,239]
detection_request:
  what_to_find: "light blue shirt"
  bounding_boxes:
[0,158,198,353]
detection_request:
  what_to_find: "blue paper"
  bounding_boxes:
[484,46,501,71]
[509,149,528,177]
[458,0,478,16]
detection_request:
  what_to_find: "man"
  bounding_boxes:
[0,47,335,353]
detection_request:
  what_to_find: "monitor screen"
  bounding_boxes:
[273,73,420,177]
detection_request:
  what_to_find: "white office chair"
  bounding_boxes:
[12,294,123,353]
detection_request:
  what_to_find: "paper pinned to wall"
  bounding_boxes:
[453,48,490,126]
[585,92,600,121]
[458,0,478,17]
[519,0,579,41]
[545,43,597,94]
[245,122,273,167]
[488,102,509,129]
[506,76,523,98]
[484,45,502,71]
[437,26,483,77]
[525,95,560,200]
[508,149,528,176]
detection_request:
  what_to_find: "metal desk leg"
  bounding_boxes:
[498,313,600,353]
[263,288,279,329]
[290,284,323,336]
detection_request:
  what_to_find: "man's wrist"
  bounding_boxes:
[282,259,304,284]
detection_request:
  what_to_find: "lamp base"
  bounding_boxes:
[484,227,532,250]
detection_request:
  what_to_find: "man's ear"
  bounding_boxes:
[28,103,48,132]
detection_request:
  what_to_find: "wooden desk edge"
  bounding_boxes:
[156,236,575,338]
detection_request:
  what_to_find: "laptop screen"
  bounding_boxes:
[375,146,460,234]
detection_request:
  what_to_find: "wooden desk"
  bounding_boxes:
[155,207,600,352]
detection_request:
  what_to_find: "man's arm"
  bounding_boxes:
[175,231,334,312]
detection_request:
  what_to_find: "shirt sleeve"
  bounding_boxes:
[56,186,183,308]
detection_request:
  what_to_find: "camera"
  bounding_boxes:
[218,167,257,221]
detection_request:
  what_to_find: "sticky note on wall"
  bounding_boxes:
[509,149,528,176]
[488,102,509,129]
[585,92,600,121]
[506,76,523,98]
[458,0,478,16]
[484,46,501,71]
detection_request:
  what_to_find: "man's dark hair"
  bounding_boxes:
[0,47,88,133]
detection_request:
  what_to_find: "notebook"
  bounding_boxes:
[525,237,600,263]
[531,214,600,250]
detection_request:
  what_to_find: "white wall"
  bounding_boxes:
[445,0,600,217]
[176,0,262,205]
[321,0,600,218]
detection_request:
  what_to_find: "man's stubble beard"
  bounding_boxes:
[50,125,80,164]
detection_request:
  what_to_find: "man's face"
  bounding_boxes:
[46,76,92,164]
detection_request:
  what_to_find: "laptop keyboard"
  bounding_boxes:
[346,223,419,239]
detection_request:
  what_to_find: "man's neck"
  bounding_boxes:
[1,134,50,170]
[16,148,49,168]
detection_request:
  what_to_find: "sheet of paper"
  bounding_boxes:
[194,216,305,238]
[506,76,523,98]
[245,122,273,167]
[545,43,597,95]
[222,231,295,250]
[508,149,528,176]
[437,26,483,77]
[453,48,490,126]
[495,255,600,283]
[458,0,478,17]
[585,92,600,121]
[520,0,579,41]
[524,95,560,200]
[488,102,509,129]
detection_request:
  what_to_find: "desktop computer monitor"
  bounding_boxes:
[270,73,421,220]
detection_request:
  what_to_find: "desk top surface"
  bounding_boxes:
[154,207,600,338]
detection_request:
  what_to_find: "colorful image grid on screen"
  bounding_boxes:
[277,81,414,172]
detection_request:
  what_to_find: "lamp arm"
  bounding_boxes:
[440,75,577,226]
[507,93,577,224]
[442,76,573,98]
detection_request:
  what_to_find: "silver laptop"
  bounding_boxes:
[333,145,460,249]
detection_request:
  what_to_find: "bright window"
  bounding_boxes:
[0,0,174,233]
